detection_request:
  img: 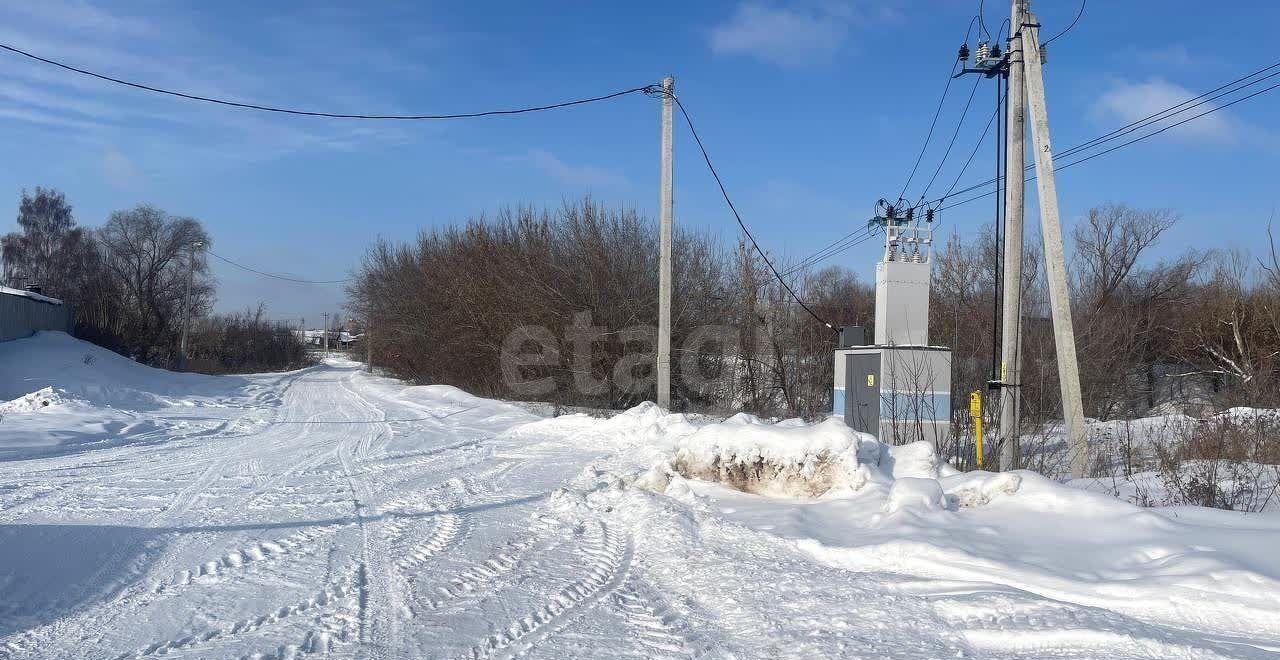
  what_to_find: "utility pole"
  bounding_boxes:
[178,241,203,372]
[999,0,1028,470]
[323,312,329,357]
[1022,11,1088,478]
[366,317,373,373]
[656,74,674,409]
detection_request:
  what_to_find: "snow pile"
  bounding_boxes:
[0,386,75,414]
[635,414,867,498]
[625,408,1001,506]
[0,332,272,459]
[881,477,947,515]
[0,331,237,408]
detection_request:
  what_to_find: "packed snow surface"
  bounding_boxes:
[2,332,1280,658]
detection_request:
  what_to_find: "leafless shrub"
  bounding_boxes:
[186,305,313,374]
[347,198,869,418]
[1155,414,1280,512]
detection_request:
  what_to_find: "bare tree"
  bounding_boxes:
[99,205,213,365]
[1,187,90,296]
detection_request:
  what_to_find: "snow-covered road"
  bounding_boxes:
[3,333,1280,659]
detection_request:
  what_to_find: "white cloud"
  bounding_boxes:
[1092,78,1234,143]
[0,3,422,163]
[8,0,152,38]
[709,2,853,67]
[506,149,627,188]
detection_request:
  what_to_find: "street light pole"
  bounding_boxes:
[179,240,203,372]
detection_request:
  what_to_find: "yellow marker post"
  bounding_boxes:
[969,391,984,469]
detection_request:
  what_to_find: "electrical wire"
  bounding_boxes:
[806,75,1280,263]
[778,226,881,278]
[0,41,660,120]
[781,225,878,274]
[668,92,838,333]
[935,104,999,209]
[915,75,982,204]
[790,98,1000,277]
[935,77,1280,213]
[1041,0,1086,47]
[205,248,352,284]
[920,60,1280,209]
[896,60,961,203]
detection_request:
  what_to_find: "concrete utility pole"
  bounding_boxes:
[656,75,674,409]
[998,0,1028,470]
[178,241,203,372]
[1023,12,1089,478]
[322,312,329,357]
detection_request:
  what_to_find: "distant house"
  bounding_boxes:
[293,329,362,349]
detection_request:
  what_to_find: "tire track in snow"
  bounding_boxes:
[610,579,700,660]
[417,518,558,612]
[468,521,632,660]
[392,513,471,573]
[155,524,340,593]
[107,570,362,660]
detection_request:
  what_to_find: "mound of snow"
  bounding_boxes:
[0,331,238,409]
[0,386,76,413]
[646,415,870,498]
[882,477,947,515]
[0,332,270,459]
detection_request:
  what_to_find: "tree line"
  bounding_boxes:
[348,198,1280,470]
[1,187,308,373]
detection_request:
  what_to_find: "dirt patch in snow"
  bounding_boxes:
[671,450,853,498]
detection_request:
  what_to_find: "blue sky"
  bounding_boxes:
[1,1,1278,327]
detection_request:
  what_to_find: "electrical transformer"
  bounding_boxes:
[833,222,952,444]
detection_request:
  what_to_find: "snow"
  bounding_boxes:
[2,332,1279,658]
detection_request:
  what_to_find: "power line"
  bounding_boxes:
[919,60,1280,209]
[936,77,1280,212]
[896,60,961,202]
[205,248,352,284]
[1041,0,1087,47]
[789,229,883,276]
[937,102,1001,208]
[0,41,659,120]
[808,76,1280,263]
[779,226,880,278]
[916,75,982,204]
[668,92,837,333]
[789,101,1000,277]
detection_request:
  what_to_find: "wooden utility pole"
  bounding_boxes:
[178,241,202,372]
[656,75,674,409]
[998,0,1028,470]
[1023,12,1088,477]
[322,312,329,357]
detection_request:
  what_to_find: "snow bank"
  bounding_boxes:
[0,386,75,414]
[0,331,239,407]
[881,477,947,515]
[618,406,990,504]
[0,332,277,459]
[658,415,866,498]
